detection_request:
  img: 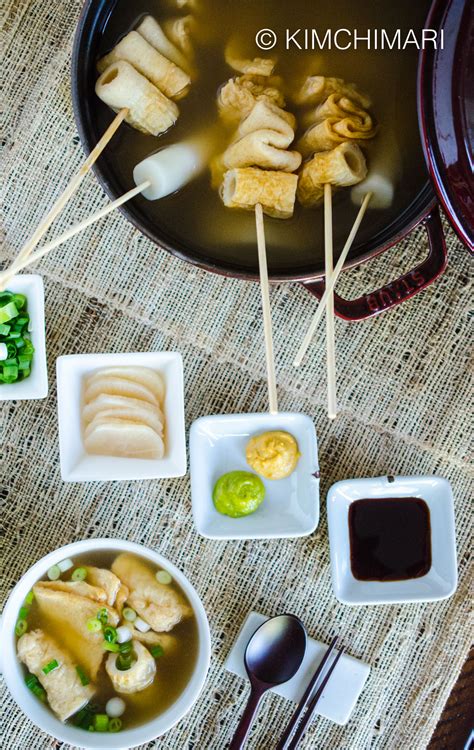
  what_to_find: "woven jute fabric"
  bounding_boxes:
[0,2,473,749]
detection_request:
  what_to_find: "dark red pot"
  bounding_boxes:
[71,0,470,321]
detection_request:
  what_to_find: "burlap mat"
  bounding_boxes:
[1,2,473,749]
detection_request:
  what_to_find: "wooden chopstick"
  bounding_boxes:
[0,108,128,290]
[255,202,279,415]
[324,184,337,419]
[276,636,340,750]
[293,191,372,368]
[285,646,345,750]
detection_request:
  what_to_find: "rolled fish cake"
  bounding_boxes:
[95,61,178,136]
[136,15,190,72]
[297,142,367,207]
[222,168,298,219]
[97,30,190,100]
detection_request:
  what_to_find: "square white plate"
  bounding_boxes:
[225,611,370,726]
[0,275,48,401]
[190,412,319,539]
[57,351,186,482]
[327,475,458,605]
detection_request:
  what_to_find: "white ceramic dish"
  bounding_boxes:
[190,412,319,539]
[327,475,458,605]
[0,275,48,401]
[225,611,370,726]
[0,538,211,750]
[57,351,186,482]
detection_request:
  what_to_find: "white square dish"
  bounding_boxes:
[225,611,370,726]
[57,351,186,482]
[190,412,319,539]
[0,275,48,401]
[327,475,458,605]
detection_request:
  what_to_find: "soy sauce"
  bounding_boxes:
[349,497,431,582]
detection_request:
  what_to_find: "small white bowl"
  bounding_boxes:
[0,538,211,749]
[57,351,186,482]
[327,475,458,605]
[190,412,319,540]
[0,275,48,401]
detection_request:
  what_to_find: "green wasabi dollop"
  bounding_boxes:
[213,470,265,518]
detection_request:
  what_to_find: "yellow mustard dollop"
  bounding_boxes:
[245,430,300,480]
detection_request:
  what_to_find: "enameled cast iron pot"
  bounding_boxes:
[71,0,472,321]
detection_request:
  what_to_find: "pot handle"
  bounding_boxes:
[302,206,447,321]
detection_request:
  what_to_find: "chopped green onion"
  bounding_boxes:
[103,641,120,653]
[156,570,172,585]
[15,619,27,636]
[122,607,136,622]
[86,618,102,633]
[108,717,122,732]
[104,626,118,643]
[150,644,164,659]
[25,674,39,690]
[97,607,108,625]
[47,565,61,581]
[75,666,90,686]
[116,653,133,670]
[0,324,10,336]
[18,605,29,620]
[0,301,18,324]
[93,714,109,732]
[42,659,59,675]
[71,567,87,581]
[24,590,34,606]
[13,293,26,309]
[118,641,133,654]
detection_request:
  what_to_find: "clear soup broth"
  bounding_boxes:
[16,551,199,732]
[96,0,431,272]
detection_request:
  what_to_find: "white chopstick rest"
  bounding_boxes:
[133,141,206,200]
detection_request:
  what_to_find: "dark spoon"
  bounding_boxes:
[229,614,307,750]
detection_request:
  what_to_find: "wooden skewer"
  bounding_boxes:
[324,184,337,419]
[0,181,150,281]
[293,191,373,368]
[0,108,128,288]
[255,202,278,415]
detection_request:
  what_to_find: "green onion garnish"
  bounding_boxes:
[93,714,109,732]
[24,590,34,606]
[156,570,172,585]
[86,618,102,633]
[15,619,27,637]
[119,641,133,654]
[24,674,46,702]
[103,641,120,653]
[122,607,137,622]
[25,674,39,690]
[116,653,133,671]
[47,565,61,581]
[42,659,59,675]
[75,665,90,686]
[104,626,118,644]
[97,608,108,625]
[18,606,29,620]
[150,644,164,659]
[0,292,34,385]
[109,717,122,732]
[71,567,87,581]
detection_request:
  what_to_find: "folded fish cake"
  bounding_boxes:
[17,629,95,721]
[112,553,191,632]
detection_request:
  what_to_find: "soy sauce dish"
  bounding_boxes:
[327,475,457,605]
